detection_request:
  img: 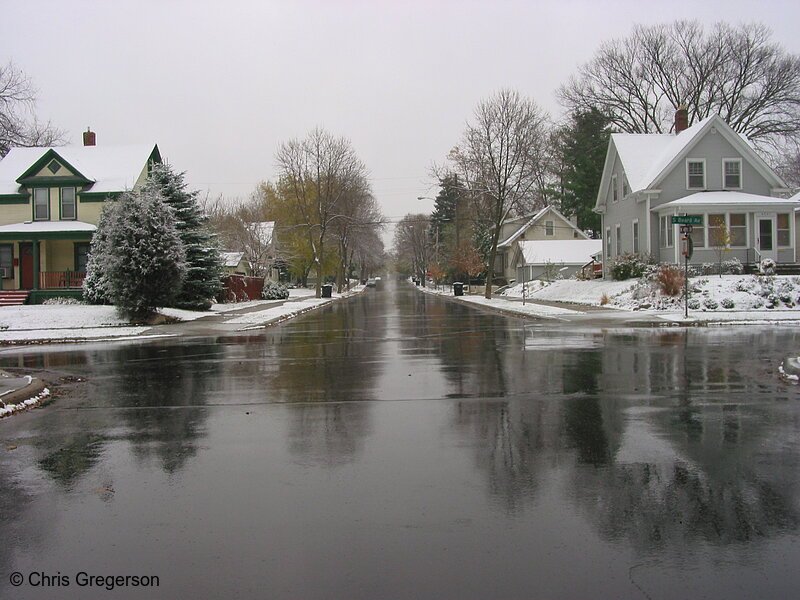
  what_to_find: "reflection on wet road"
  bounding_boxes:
[1,281,800,599]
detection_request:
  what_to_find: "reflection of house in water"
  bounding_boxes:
[450,326,800,549]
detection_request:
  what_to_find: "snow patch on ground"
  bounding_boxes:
[0,387,50,418]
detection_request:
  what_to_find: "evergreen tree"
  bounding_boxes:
[82,206,113,304]
[89,189,186,321]
[142,163,222,310]
[556,108,611,237]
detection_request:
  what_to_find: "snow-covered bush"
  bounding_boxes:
[736,278,757,293]
[703,298,719,310]
[688,298,701,309]
[720,297,735,309]
[760,258,777,275]
[42,297,84,305]
[699,263,715,275]
[722,258,743,275]
[262,281,289,300]
[609,253,651,281]
[87,189,186,321]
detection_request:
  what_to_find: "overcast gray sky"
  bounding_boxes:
[4,0,800,231]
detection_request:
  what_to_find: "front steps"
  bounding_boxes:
[0,291,30,306]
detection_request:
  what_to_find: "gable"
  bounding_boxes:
[15,149,93,188]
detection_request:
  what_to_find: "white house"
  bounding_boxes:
[516,239,603,281]
[595,109,797,274]
[495,205,591,282]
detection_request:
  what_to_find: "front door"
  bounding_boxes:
[758,216,778,261]
[20,243,34,289]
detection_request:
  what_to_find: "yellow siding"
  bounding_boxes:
[133,163,150,189]
[0,203,33,225]
[46,240,77,271]
[77,201,106,224]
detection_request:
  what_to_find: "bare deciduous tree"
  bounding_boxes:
[276,128,370,297]
[1,61,64,157]
[558,21,800,152]
[447,89,550,298]
[393,214,431,283]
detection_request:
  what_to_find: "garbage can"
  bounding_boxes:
[321,284,333,298]
[453,282,464,296]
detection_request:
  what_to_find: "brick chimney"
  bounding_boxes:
[674,107,688,134]
[83,127,96,146]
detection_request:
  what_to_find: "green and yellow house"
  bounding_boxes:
[0,137,161,303]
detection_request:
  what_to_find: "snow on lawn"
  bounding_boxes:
[502,279,638,305]
[209,287,316,313]
[453,295,583,318]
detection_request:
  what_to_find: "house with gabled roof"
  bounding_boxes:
[595,109,798,274]
[495,205,592,282]
[0,130,161,303]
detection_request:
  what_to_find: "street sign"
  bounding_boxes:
[671,215,702,225]
[679,225,693,234]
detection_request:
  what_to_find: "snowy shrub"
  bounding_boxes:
[736,278,757,293]
[699,263,715,276]
[90,190,186,321]
[83,206,114,305]
[720,297,735,309]
[42,297,84,305]
[760,258,777,275]
[688,298,701,309]
[262,281,289,300]
[722,258,743,275]
[609,253,651,281]
[703,298,719,310]
[655,264,684,296]
[766,293,780,309]
[752,297,764,308]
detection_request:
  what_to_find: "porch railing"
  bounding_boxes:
[39,271,86,289]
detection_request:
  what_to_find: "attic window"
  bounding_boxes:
[47,159,61,174]
[545,220,554,236]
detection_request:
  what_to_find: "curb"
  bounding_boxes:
[0,370,50,418]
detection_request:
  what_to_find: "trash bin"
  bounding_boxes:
[321,284,333,298]
[453,282,464,296]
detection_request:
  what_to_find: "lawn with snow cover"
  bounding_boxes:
[503,275,800,312]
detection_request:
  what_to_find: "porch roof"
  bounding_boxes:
[0,220,96,240]
[656,191,800,212]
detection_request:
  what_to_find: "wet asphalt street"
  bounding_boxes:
[2,280,800,599]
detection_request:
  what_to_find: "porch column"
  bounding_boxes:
[32,238,40,290]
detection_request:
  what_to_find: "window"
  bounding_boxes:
[61,187,76,220]
[75,243,91,273]
[688,214,705,248]
[659,216,674,248]
[0,245,12,278]
[729,213,746,247]
[606,228,612,258]
[623,178,629,197]
[708,214,726,248]
[611,174,618,202]
[33,188,49,220]
[615,224,621,255]
[723,159,742,189]
[687,160,705,189]
[545,220,554,236]
[632,220,639,253]
[778,213,791,247]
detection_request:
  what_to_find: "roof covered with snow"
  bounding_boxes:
[499,206,587,248]
[0,144,159,196]
[657,191,800,210]
[0,220,96,234]
[518,239,603,265]
[221,251,245,267]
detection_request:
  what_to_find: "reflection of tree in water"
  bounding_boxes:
[452,399,553,512]
[257,293,384,464]
[102,340,223,474]
[287,403,371,467]
[401,296,510,398]
[38,433,108,487]
[0,470,39,587]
